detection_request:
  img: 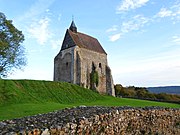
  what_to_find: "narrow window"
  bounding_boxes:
[92,62,96,71]
[99,63,102,74]
[99,63,102,68]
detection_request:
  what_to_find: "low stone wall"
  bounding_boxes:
[45,108,180,135]
[0,106,180,135]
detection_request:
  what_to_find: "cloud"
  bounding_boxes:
[27,17,52,45]
[15,0,60,47]
[172,35,180,45]
[109,33,122,42]
[155,3,180,23]
[106,25,118,32]
[20,0,62,48]
[18,0,55,21]
[121,15,149,33]
[156,8,172,18]
[107,15,149,42]
[116,0,149,13]
[112,1,180,42]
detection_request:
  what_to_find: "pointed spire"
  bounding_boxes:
[69,17,77,33]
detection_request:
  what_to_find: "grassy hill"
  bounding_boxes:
[0,79,179,120]
[0,79,103,105]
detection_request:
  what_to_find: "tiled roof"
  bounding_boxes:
[68,29,107,54]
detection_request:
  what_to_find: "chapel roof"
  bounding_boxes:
[67,21,107,54]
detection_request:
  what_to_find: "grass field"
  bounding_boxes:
[0,79,179,120]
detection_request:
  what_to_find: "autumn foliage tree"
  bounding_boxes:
[0,12,26,78]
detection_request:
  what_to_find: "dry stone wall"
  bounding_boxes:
[0,106,179,135]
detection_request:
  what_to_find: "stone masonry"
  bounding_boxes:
[54,21,115,96]
[1,106,179,134]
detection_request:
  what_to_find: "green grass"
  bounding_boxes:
[0,79,179,120]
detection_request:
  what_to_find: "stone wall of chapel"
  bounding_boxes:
[54,46,115,96]
[54,47,75,83]
[74,50,81,85]
[74,47,108,94]
[106,66,115,96]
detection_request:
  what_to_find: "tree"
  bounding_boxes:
[114,84,123,95]
[0,12,26,78]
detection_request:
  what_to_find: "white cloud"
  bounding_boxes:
[106,25,118,32]
[108,15,149,42]
[27,17,52,45]
[16,0,62,48]
[121,15,149,33]
[109,33,122,42]
[116,0,149,13]
[172,35,180,45]
[156,8,172,18]
[18,0,55,21]
[155,3,180,23]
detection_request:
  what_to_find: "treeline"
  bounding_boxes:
[114,84,180,104]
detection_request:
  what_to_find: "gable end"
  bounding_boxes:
[61,30,76,51]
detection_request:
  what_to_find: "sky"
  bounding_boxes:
[0,0,180,87]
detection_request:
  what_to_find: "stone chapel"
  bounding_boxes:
[54,21,115,96]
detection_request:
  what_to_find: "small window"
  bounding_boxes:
[66,62,68,66]
[99,63,102,68]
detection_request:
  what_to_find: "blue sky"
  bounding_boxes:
[0,0,180,87]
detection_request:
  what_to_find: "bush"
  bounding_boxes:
[114,84,180,103]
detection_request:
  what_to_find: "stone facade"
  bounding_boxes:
[54,21,115,96]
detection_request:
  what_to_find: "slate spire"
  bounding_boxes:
[69,19,77,33]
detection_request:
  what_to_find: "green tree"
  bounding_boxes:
[114,84,136,97]
[114,84,123,96]
[0,12,26,78]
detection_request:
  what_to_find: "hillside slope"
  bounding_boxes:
[0,80,179,120]
[0,79,104,105]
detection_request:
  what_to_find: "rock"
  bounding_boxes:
[71,123,77,130]
[41,129,50,135]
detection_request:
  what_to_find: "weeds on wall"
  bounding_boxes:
[90,70,99,91]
